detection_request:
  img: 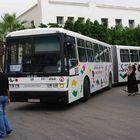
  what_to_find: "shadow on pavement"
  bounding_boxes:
[10,101,80,112]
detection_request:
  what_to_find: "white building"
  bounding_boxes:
[17,0,140,28]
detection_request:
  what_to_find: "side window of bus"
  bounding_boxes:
[139,50,140,61]
[86,41,94,62]
[120,49,130,62]
[66,35,77,67]
[130,50,139,62]
[108,48,112,62]
[77,38,87,62]
[93,43,100,62]
[104,46,110,62]
[98,45,105,62]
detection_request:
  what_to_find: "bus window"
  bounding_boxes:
[33,36,61,73]
[77,38,85,47]
[104,46,110,62]
[120,49,130,62]
[66,35,77,67]
[66,36,76,58]
[108,48,112,62]
[86,41,92,49]
[77,38,87,62]
[78,48,87,62]
[8,38,32,73]
[98,45,105,62]
[86,41,94,62]
[22,41,32,72]
[139,50,140,61]
[93,43,100,62]
[130,50,139,62]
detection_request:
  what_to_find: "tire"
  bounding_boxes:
[82,78,90,102]
[108,74,112,89]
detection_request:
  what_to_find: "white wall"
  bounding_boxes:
[40,0,93,24]
[17,3,42,27]
[18,0,140,28]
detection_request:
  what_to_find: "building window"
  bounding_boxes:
[78,17,85,22]
[129,20,135,28]
[30,20,35,28]
[67,17,74,23]
[101,18,108,27]
[57,16,64,25]
[115,19,122,26]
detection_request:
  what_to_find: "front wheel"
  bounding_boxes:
[81,78,90,102]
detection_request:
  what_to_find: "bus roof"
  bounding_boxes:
[114,45,140,49]
[6,28,111,47]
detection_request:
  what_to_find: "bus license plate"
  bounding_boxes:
[28,99,40,103]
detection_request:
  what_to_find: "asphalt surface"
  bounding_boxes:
[5,85,140,140]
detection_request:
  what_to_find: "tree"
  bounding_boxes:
[83,19,94,37]
[0,13,26,71]
[92,20,108,41]
[38,23,48,28]
[0,13,26,42]
[64,19,74,31]
[73,19,85,34]
[47,23,61,28]
[107,26,124,45]
[133,25,140,46]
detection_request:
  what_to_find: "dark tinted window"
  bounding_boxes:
[93,43,100,62]
[77,38,87,62]
[130,50,139,62]
[120,49,130,62]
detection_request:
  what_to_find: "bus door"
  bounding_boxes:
[65,38,81,103]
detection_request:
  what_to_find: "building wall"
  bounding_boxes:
[17,3,42,27]
[40,0,93,25]
[18,0,140,28]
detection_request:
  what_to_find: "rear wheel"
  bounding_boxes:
[108,74,112,89]
[82,78,90,102]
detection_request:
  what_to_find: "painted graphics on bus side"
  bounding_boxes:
[68,62,112,103]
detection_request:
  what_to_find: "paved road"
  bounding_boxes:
[6,86,140,140]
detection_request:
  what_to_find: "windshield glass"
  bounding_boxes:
[7,36,61,74]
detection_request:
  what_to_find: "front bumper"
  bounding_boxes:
[10,91,68,103]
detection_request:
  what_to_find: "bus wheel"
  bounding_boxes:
[82,78,90,102]
[108,74,112,89]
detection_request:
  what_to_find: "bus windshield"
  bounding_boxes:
[7,36,61,74]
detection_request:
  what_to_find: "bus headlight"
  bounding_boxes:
[59,83,65,88]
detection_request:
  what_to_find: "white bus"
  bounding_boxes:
[5,28,113,103]
[112,45,140,83]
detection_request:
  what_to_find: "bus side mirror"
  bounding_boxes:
[64,41,74,50]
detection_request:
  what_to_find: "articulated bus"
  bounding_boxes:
[5,28,113,103]
[112,45,140,83]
